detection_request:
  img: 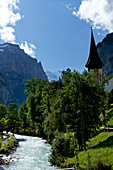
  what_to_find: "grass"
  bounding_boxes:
[106,117,113,127]
[0,135,17,153]
[66,132,113,169]
[87,132,113,148]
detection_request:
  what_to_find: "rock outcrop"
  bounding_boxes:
[0,72,15,105]
[0,43,48,105]
[97,33,113,76]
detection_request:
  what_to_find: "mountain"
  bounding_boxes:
[46,71,62,81]
[0,43,48,105]
[97,33,113,76]
[0,72,15,106]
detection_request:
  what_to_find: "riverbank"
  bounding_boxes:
[0,134,19,165]
[1,134,58,170]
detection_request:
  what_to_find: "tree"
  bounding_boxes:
[25,78,47,136]
[72,70,106,150]
[18,101,29,133]
[0,104,7,120]
[49,133,78,166]
[24,78,47,96]
[21,69,106,152]
[46,69,106,150]
[42,80,64,140]
[2,103,19,135]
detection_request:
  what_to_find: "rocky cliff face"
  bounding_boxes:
[97,33,113,76]
[0,72,15,105]
[0,43,48,105]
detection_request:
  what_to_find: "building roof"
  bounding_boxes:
[0,122,5,131]
[85,28,104,69]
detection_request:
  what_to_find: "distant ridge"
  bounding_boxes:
[97,33,113,76]
[46,70,62,81]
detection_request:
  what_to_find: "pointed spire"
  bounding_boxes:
[91,26,92,33]
[85,28,104,70]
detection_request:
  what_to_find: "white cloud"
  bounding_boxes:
[72,0,113,32]
[0,27,15,42]
[0,0,22,42]
[29,43,37,50]
[20,41,37,58]
[0,0,37,58]
[72,11,76,16]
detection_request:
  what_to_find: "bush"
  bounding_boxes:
[0,135,17,152]
[86,160,112,170]
[49,132,78,167]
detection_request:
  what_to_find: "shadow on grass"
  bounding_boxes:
[92,136,113,149]
[90,129,103,139]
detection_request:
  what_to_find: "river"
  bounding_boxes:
[1,134,58,170]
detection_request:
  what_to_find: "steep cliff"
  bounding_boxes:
[0,72,15,105]
[0,43,48,105]
[97,33,113,76]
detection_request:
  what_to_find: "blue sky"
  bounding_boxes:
[0,0,112,72]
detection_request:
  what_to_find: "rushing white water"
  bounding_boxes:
[1,134,58,170]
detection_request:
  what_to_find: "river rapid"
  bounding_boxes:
[1,134,58,170]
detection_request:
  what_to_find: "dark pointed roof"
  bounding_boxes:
[85,28,104,69]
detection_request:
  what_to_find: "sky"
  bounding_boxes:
[0,0,112,73]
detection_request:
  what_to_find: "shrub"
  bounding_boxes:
[86,160,112,170]
[1,135,17,152]
[49,132,78,167]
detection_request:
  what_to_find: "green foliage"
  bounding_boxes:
[90,160,112,170]
[0,137,2,149]
[107,89,113,108]
[87,132,113,149]
[67,132,113,169]
[1,103,20,134]
[49,132,78,167]
[3,68,107,168]
[106,117,113,127]
[25,78,48,136]
[24,78,47,96]
[0,135,17,152]
[18,101,31,133]
[0,67,110,169]
[103,104,113,126]
[0,104,7,120]
[14,69,106,151]
[43,70,106,152]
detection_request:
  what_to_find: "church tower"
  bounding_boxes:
[85,28,104,73]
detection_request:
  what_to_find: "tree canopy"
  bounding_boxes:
[0,69,108,165]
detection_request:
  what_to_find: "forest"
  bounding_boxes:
[0,68,113,169]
